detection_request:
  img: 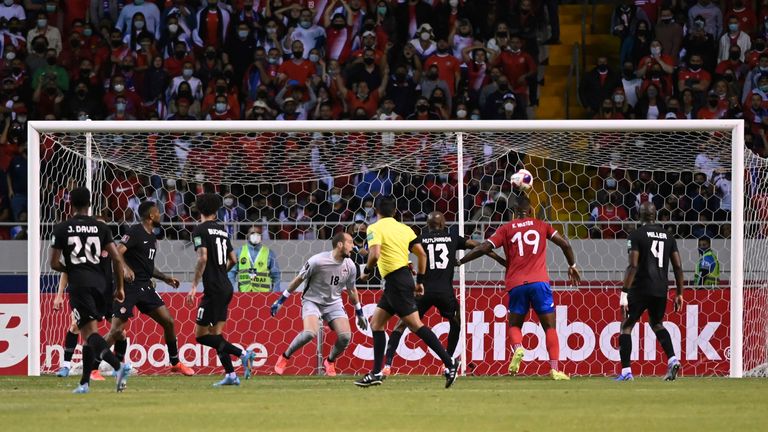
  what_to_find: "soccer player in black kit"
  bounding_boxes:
[107,201,195,376]
[382,211,506,375]
[187,193,256,386]
[616,201,685,381]
[49,187,132,393]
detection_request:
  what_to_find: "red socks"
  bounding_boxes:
[545,328,560,371]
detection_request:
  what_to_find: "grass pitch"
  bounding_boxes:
[1,375,766,431]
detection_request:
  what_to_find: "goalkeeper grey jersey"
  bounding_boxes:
[299,251,358,306]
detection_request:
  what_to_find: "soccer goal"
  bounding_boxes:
[26,119,762,378]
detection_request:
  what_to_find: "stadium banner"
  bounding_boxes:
[3,289,733,376]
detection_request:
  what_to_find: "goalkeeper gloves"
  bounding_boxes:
[271,291,291,317]
[354,303,367,330]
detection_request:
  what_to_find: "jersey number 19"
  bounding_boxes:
[510,230,540,256]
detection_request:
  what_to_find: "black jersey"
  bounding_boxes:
[418,229,467,293]
[51,214,114,289]
[121,224,158,285]
[627,223,678,298]
[192,220,233,294]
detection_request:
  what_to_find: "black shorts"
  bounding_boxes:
[69,285,109,329]
[377,267,418,318]
[625,294,667,327]
[417,290,459,319]
[196,290,234,326]
[113,283,166,320]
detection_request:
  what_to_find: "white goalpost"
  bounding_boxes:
[27,119,756,378]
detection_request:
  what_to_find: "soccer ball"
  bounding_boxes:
[511,169,534,191]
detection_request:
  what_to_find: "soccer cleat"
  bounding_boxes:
[381,365,392,377]
[508,347,525,375]
[56,366,70,377]
[615,372,634,381]
[72,383,89,394]
[664,361,681,381]
[354,372,383,387]
[241,350,256,380]
[550,369,570,381]
[90,369,105,381]
[170,362,195,376]
[323,358,337,377]
[274,354,289,375]
[213,375,241,387]
[115,362,131,392]
[444,359,461,389]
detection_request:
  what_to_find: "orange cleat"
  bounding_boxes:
[170,362,195,376]
[90,369,105,381]
[274,355,289,375]
[323,358,337,377]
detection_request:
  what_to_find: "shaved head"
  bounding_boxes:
[426,211,446,231]
[638,201,657,224]
[513,195,532,218]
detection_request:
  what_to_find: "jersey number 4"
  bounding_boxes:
[651,240,664,268]
[68,236,101,265]
[426,243,449,270]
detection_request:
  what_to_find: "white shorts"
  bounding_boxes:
[301,300,348,323]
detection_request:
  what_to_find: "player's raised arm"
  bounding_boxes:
[549,232,581,285]
[458,241,494,266]
[105,242,126,303]
[670,247,685,312]
[465,239,506,267]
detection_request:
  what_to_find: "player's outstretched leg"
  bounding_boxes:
[148,307,194,376]
[195,326,249,385]
[276,331,315,375]
[403,312,459,388]
[83,327,129,392]
[446,312,461,360]
[58,326,79,377]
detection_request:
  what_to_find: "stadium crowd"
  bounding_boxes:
[0,0,743,242]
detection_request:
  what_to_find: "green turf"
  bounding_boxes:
[1,375,767,431]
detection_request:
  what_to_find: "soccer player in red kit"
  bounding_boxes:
[459,195,580,380]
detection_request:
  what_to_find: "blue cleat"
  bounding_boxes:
[56,366,70,377]
[241,350,256,380]
[115,362,131,392]
[213,375,241,387]
[72,383,89,394]
[615,372,634,381]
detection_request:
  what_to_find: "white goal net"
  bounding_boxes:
[26,120,760,378]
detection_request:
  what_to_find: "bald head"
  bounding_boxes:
[427,211,446,231]
[638,201,657,223]
[513,195,532,218]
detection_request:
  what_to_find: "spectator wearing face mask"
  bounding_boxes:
[106,95,137,120]
[193,0,231,49]
[115,0,160,39]
[228,225,281,293]
[285,8,326,56]
[424,39,461,97]
[683,15,718,71]
[205,94,237,120]
[677,54,711,96]
[655,8,683,60]
[409,22,437,60]
[719,15,751,63]
[579,57,620,114]
[689,0,723,38]
[27,11,61,55]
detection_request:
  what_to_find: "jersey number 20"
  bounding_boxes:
[68,236,101,265]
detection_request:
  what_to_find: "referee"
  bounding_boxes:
[355,196,460,388]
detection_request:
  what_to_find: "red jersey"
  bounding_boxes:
[488,218,556,289]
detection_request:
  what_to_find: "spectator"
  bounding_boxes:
[387,62,418,117]
[205,94,237,120]
[742,53,768,102]
[719,15,751,63]
[611,0,650,66]
[166,96,197,120]
[154,178,188,239]
[106,95,137,120]
[678,54,712,99]
[683,15,718,71]
[590,192,629,239]
[419,64,450,104]
[712,169,732,223]
[105,75,142,118]
[0,0,25,24]
[116,0,161,40]
[727,0,757,35]
[628,20,652,67]
[494,35,537,102]
[689,0,723,38]
[285,8,326,58]
[276,81,316,120]
[746,37,766,69]
[655,7,683,59]
[697,90,727,119]
[409,22,437,59]
[596,97,622,120]
[32,48,68,91]
[744,91,768,133]
[694,237,720,286]
[634,83,666,119]
[27,10,61,54]
[580,57,620,115]
[277,40,314,84]
[193,0,231,49]
[424,38,461,97]
[396,0,433,43]
[228,225,281,293]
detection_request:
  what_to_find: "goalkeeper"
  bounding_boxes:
[270,232,367,376]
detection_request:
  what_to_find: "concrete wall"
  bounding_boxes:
[1,239,733,285]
